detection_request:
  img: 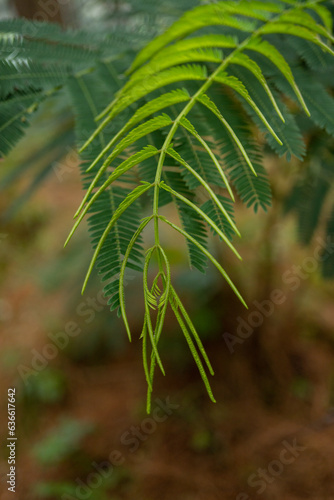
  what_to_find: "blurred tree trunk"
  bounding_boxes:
[13,0,65,25]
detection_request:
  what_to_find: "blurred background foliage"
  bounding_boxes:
[1,1,334,499]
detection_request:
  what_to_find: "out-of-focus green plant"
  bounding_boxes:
[32,417,94,465]
[33,479,121,500]
[20,367,67,405]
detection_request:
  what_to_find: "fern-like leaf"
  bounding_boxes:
[66,0,334,410]
[67,72,145,316]
[0,89,44,156]
[0,59,69,99]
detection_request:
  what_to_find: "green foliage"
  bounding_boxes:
[2,1,334,411]
[21,368,67,405]
[0,21,101,157]
[33,479,121,500]
[0,88,44,157]
[280,11,334,278]
[32,418,94,465]
[66,70,145,314]
[285,133,334,276]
